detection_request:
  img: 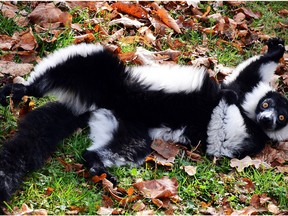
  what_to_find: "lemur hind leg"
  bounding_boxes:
[0,102,89,202]
[83,109,152,184]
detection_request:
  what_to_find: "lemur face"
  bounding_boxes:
[256,92,288,131]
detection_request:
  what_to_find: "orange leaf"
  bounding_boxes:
[92,173,107,183]
[127,187,134,196]
[152,3,181,33]
[45,187,54,196]
[112,2,147,19]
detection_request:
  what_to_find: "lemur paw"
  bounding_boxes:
[0,83,27,106]
[266,37,285,61]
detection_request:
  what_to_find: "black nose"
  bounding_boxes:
[259,116,274,129]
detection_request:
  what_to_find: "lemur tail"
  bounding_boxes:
[0,102,89,202]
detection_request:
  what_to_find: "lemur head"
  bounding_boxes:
[255,91,288,140]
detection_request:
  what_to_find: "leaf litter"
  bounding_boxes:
[0,1,288,215]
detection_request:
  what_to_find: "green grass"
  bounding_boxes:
[1,1,287,215]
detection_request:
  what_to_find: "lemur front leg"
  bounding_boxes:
[222,37,285,94]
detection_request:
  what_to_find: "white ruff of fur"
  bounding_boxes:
[206,99,248,158]
[223,55,260,85]
[241,82,274,120]
[88,109,119,151]
[129,65,207,93]
[265,125,288,141]
[26,43,104,85]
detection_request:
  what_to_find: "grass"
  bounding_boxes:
[0,1,287,215]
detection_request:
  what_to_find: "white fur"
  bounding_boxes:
[223,55,260,85]
[129,65,207,93]
[265,125,288,141]
[149,126,190,144]
[259,62,278,83]
[26,43,104,85]
[87,109,119,151]
[50,88,96,115]
[206,99,248,157]
[95,149,134,167]
[241,82,274,120]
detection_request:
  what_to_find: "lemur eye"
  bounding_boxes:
[279,115,285,121]
[262,102,269,109]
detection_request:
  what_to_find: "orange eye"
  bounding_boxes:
[262,102,269,109]
[279,115,285,121]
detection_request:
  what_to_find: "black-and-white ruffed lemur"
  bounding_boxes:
[0,37,287,202]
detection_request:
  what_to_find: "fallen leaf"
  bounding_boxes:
[45,187,54,196]
[0,60,33,77]
[133,176,178,199]
[151,139,180,159]
[132,200,146,212]
[0,2,18,19]
[0,35,16,51]
[14,203,48,216]
[92,173,107,183]
[97,207,114,215]
[235,7,261,19]
[231,206,266,215]
[12,28,38,51]
[182,165,197,176]
[74,33,96,44]
[151,3,182,34]
[268,203,280,214]
[109,17,144,28]
[102,194,114,208]
[28,3,68,27]
[111,2,148,19]
[230,156,270,172]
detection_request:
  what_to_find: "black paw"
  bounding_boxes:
[220,89,238,105]
[0,83,27,106]
[266,37,285,61]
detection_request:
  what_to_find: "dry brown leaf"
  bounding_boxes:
[231,206,266,215]
[132,200,146,212]
[278,9,288,16]
[235,7,261,19]
[102,194,114,208]
[268,203,280,214]
[133,176,178,199]
[276,165,288,173]
[0,60,33,77]
[111,2,147,19]
[109,17,144,28]
[255,142,288,165]
[74,33,96,44]
[14,203,48,216]
[151,139,180,159]
[28,3,69,27]
[12,28,38,51]
[45,187,54,196]
[92,173,107,183]
[230,156,270,172]
[135,210,155,216]
[0,2,18,19]
[97,207,115,215]
[145,153,175,167]
[0,35,16,51]
[152,3,182,34]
